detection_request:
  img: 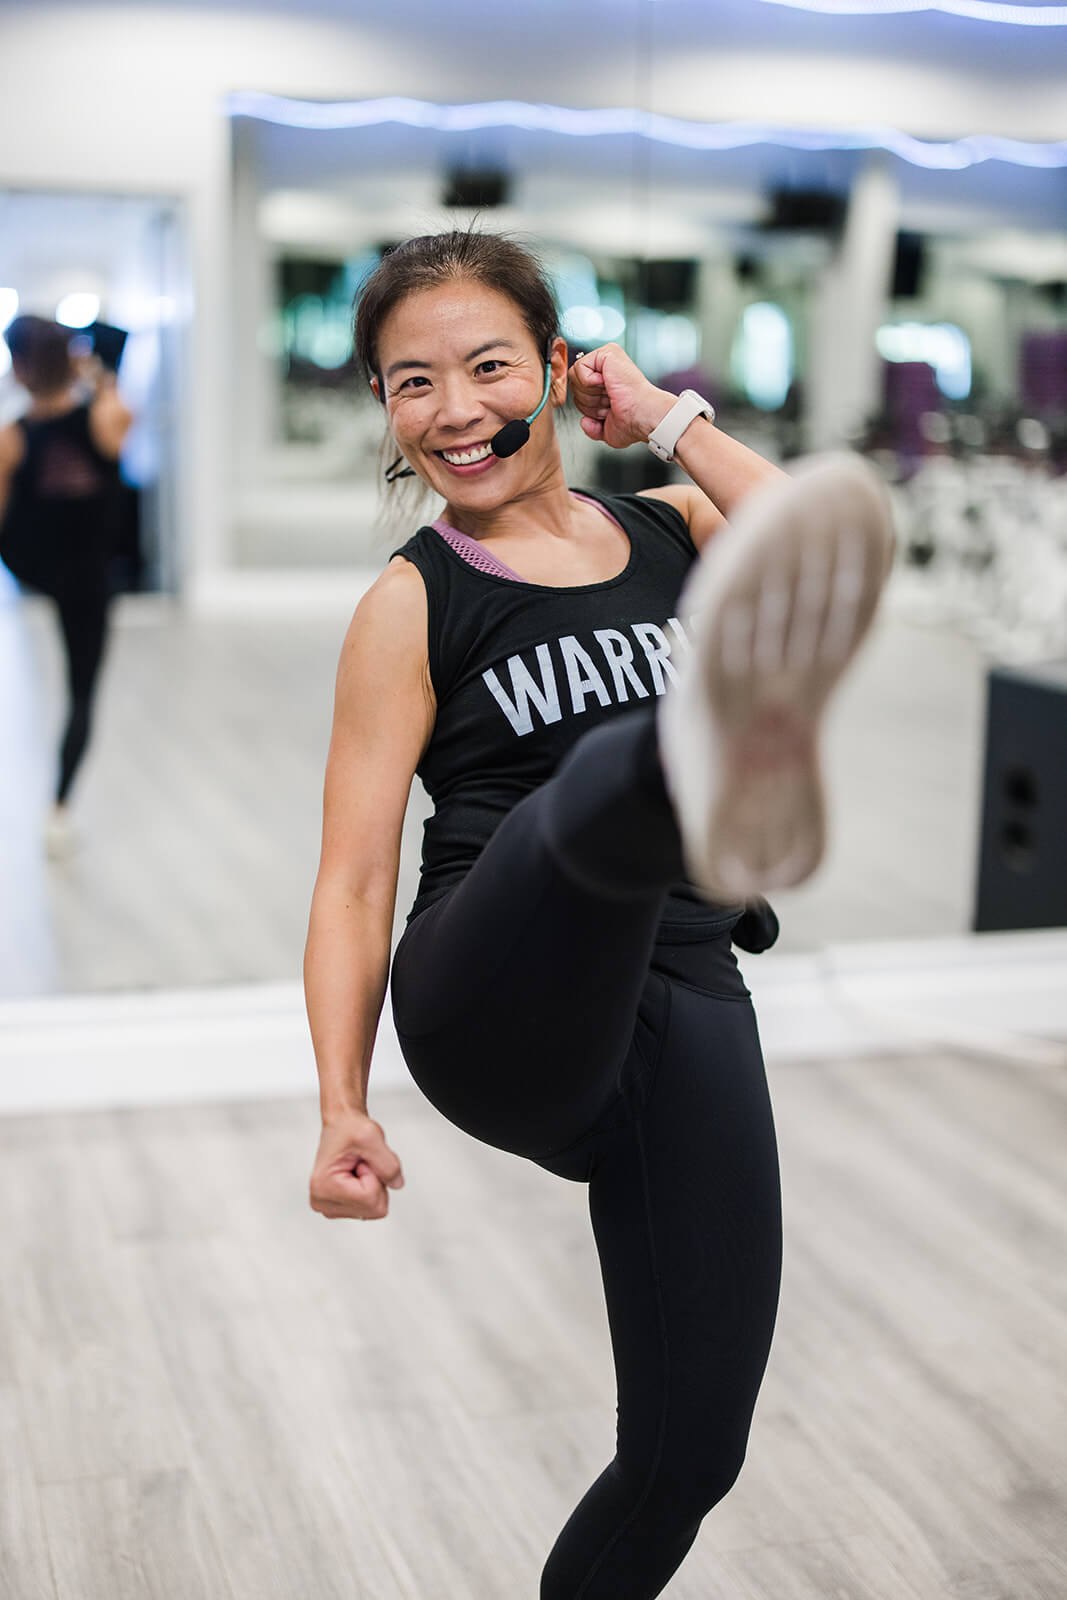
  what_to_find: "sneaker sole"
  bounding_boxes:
[661,452,896,901]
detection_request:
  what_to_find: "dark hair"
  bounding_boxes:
[4,315,75,394]
[354,227,560,399]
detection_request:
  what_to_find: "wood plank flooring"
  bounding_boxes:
[0,1045,1063,1599]
[0,583,988,998]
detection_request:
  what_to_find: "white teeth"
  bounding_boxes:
[441,444,493,465]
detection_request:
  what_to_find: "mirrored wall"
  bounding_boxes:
[228,104,1067,580]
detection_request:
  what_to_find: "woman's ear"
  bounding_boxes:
[370,374,381,403]
[550,335,569,406]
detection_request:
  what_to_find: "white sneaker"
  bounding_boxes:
[659,452,896,902]
[43,803,77,860]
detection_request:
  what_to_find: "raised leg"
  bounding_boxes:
[391,708,729,1161]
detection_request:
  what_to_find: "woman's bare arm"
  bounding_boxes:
[86,368,134,459]
[0,424,25,527]
[305,556,435,1125]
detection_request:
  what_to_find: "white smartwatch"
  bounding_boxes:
[647,389,716,463]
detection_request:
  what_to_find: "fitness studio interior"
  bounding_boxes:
[0,3,1064,1597]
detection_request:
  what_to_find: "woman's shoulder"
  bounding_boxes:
[635,484,691,523]
[636,484,727,553]
[360,551,429,622]
[337,556,431,686]
[333,558,436,743]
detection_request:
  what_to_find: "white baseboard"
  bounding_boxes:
[0,979,413,1116]
[745,927,1067,1069]
[0,929,1064,1117]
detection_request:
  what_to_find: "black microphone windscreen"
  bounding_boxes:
[491,419,530,458]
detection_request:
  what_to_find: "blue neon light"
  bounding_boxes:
[757,0,1067,24]
[224,94,1067,172]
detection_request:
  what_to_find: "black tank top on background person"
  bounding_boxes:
[0,403,122,592]
[392,488,746,938]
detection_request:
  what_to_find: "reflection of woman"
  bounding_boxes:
[0,315,132,855]
[304,231,893,1598]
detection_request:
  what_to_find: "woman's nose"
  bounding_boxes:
[434,376,485,430]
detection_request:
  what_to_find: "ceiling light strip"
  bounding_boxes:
[756,0,1067,25]
[224,93,1067,172]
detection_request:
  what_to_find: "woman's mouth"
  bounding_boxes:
[435,442,498,475]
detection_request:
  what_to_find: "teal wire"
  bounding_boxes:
[524,361,553,425]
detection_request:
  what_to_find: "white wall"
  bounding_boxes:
[1,2,1063,601]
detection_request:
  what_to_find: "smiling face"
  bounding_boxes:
[374,279,567,509]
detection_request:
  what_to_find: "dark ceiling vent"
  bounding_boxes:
[442,169,511,209]
[762,189,847,233]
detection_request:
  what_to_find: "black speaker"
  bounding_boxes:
[891,231,926,299]
[973,661,1067,932]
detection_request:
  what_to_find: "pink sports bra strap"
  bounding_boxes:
[431,519,525,581]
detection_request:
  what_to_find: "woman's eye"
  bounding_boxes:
[393,363,504,393]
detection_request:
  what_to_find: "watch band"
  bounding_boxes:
[647,388,716,463]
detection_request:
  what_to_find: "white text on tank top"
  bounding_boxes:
[482,617,693,738]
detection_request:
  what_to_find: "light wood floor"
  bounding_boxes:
[1,1044,1064,1599]
[1,583,988,998]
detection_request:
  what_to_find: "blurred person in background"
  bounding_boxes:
[0,314,132,856]
[304,230,894,1600]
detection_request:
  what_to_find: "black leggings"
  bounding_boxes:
[2,529,114,804]
[391,709,783,1600]
[48,574,112,804]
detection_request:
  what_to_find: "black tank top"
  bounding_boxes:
[393,488,740,935]
[0,403,121,590]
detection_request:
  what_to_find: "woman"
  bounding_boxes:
[0,314,132,855]
[304,230,893,1599]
